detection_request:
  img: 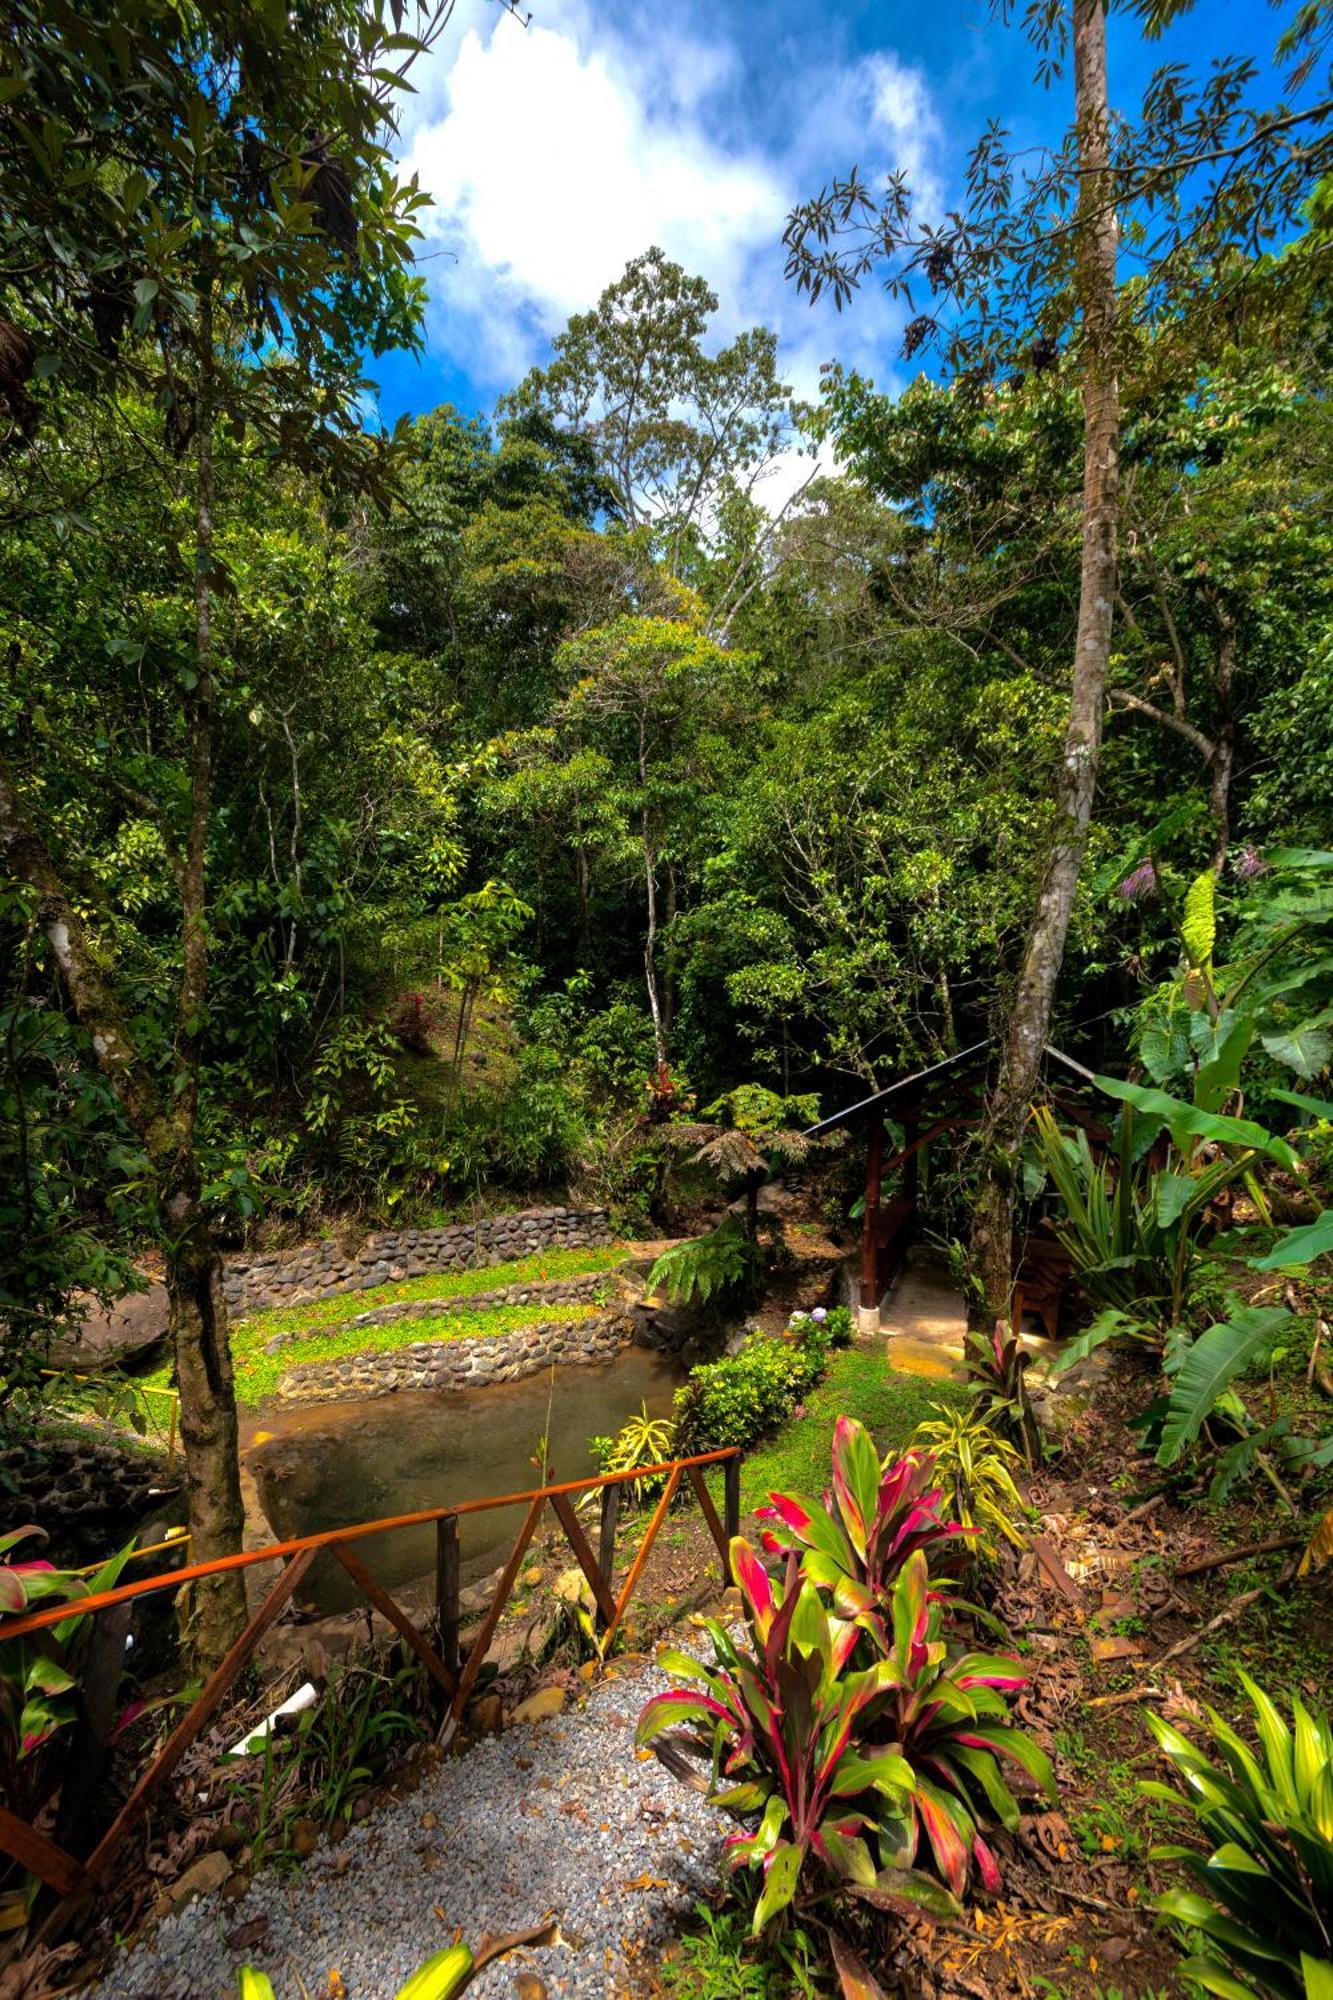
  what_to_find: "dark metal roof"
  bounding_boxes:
[803,1038,1094,1138]
[803,1039,991,1138]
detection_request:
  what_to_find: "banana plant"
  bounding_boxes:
[1144,1673,1333,2000]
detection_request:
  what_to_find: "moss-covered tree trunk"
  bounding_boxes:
[970,0,1120,1325]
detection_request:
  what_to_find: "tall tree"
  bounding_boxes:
[784,0,1333,1322]
[0,0,450,1664]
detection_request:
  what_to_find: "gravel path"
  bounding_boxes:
[86,1655,726,2000]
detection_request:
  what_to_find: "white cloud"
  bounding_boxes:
[399,0,947,408]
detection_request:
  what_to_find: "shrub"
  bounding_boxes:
[638,1541,1054,1933]
[587,1402,677,1506]
[673,1322,830,1455]
[909,1406,1028,1561]
[755,1419,974,1654]
[788,1305,852,1348]
[1144,1673,1333,2000]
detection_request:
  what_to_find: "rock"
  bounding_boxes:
[520,1566,543,1589]
[163,1850,231,1909]
[510,1686,566,1725]
[54,1279,170,1369]
[289,1819,320,1858]
[466,1694,504,1736]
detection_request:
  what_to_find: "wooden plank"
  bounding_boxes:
[0,1451,740,1644]
[598,1480,621,1592]
[686,1464,728,1567]
[79,1545,320,1888]
[1031,1534,1084,1608]
[723,1454,741,1550]
[55,1594,134,1860]
[548,1490,618,1628]
[859,1107,885,1310]
[0,1806,82,1896]
[435,1515,460,1677]
[602,1466,680,1651]
[448,1497,545,1723]
[332,1545,456,1698]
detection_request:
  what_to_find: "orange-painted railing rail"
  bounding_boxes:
[0,1447,742,1929]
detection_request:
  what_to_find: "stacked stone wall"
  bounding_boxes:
[222,1207,613,1317]
[272,1309,634,1405]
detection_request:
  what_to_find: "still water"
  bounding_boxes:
[245,1347,683,1613]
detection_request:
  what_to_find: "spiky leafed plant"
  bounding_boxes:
[755,1419,975,1654]
[1144,1673,1333,2000]
[637,1539,1054,1930]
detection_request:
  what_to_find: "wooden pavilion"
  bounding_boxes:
[806,1040,1100,1335]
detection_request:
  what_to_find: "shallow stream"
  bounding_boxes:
[244,1346,684,1613]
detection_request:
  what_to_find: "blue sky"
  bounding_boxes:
[374,0,1281,432]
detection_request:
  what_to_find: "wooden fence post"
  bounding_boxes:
[723,1453,740,1556]
[435,1515,460,1677]
[598,1481,620,1600]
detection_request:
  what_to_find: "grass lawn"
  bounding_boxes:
[232,1242,627,1339]
[140,1288,608,1400]
[740,1346,969,1512]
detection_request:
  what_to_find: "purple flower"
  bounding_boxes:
[1118,860,1158,904]
[1234,844,1269,881]
[811,1308,828,1322]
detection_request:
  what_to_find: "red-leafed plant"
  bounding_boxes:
[0,1527,136,1832]
[637,1538,957,1935]
[637,1531,1055,1935]
[755,1419,974,1654]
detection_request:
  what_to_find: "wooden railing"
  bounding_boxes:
[0,1446,741,1930]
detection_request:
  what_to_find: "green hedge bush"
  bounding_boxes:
[673,1321,830,1454]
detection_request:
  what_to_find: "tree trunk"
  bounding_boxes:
[970,0,1120,1325]
[166,1216,247,1655]
[1207,615,1236,872]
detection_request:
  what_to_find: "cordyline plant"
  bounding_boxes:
[637,1539,1054,1936]
[755,1420,974,1654]
[0,1526,135,1831]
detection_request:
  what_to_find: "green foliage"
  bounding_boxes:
[908,1407,1028,1560]
[588,1402,677,1506]
[223,1659,425,1863]
[0,1528,138,1833]
[649,1218,762,1309]
[1144,1673,1333,1999]
[639,1537,1053,1931]
[673,1323,830,1455]
[1156,1306,1295,1467]
[658,1901,824,1999]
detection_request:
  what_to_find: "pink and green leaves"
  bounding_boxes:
[638,1436,1058,1936]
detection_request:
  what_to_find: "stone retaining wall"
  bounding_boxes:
[0,1430,179,1560]
[261,1269,623,1353]
[272,1309,635,1405]
[222,1207,614,1317]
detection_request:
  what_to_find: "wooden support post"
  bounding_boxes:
[332,1545,456,1700]
[686,1464,728,1567]
[549,1490,618,1628]
[723,1453,740,1554]
[78,1545,320,1889]
[859,1105,884,1329]
[598,1480,621,1596]
[903,1103,920,1209]
[435,1514,460,1678]
[448,1496,545,1724]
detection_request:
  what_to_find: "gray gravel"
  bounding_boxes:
[86,1654,727,2000]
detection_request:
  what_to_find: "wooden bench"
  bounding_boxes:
[1011,1233,1073,1341]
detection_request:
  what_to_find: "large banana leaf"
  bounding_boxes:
[1251,1211,1333,1271]
[1093,1076,1300,1170]
[1156,1308,1293,1468]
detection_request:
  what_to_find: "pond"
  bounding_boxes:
[244,1346,684,1613]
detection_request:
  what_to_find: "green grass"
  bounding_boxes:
[143,1291,608,1407]
[740,1347,969,1512]
[232,1242,627,1338]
